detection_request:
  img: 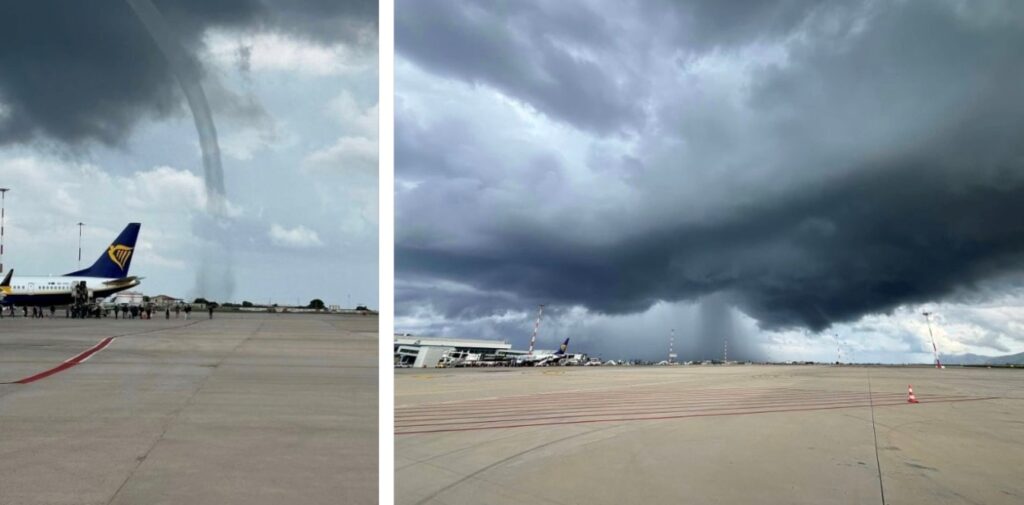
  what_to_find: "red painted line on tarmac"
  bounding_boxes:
[11,337,116,384]
[395,397,998,435]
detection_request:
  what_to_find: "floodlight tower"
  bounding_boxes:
[834,333,842,365]
[77,222,85,268]
[922,311,942,369]
[0,188,8,273]
[528,304,545,355]
[723,336,728,363]
[668,328,676,364]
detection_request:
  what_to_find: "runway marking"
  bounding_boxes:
[396,391,919,422]
[395,386,997,435]
[7,336,116,384]
[396,387,867,417]
[397,393,916,425]
[1,321,202,385]
[395,384,797,407]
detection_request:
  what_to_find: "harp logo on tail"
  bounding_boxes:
[107,245,134,271]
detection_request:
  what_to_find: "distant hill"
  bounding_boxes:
[943,352,1024,365]
[987,352,1024,365]
[941,353,990,365]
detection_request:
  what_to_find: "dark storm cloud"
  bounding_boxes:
[397,0,1024,333]
[400,141,1024,331]
[262,0,377,44]
[650,0,829,51]
[397,0,645,134]
[0,0,375,147]
[396,0,843,135]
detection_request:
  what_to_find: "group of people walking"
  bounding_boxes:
[113,303,194,319]
[1,303,208,319]
[3,306,56,318]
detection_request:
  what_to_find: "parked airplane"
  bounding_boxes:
[0,223,142,308]
[512,338,570,366]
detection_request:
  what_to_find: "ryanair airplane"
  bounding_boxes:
[512,338,571,366]
[0,223,143,307]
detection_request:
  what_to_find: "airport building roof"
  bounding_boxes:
[394,335,512,351]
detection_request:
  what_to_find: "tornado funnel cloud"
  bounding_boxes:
[127,0,234,300]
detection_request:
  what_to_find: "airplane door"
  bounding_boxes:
[27,282,35,295]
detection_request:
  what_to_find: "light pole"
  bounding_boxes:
[528,304,545,355]
[0,188,8,273]
[77,222,85,268]
[922,311,942,369]
[834,333,842,365]
[668,328,676,364]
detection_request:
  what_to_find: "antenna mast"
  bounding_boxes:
[922,312,942,369]
[528,304,545,355]
[0,188,8,273]
[669,328,676,364]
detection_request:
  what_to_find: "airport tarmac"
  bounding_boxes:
[396,365,1024,505]
[0,312,377,505]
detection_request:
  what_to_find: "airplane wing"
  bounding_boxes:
[102,276,143,286]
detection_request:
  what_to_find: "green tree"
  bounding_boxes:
[242,301,253,307]
[308,299,325,310]
[194,297,209,305]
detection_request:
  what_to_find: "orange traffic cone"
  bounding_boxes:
[907,384,919,403]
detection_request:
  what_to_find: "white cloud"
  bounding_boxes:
[0,156,224,217]
[0,154,221,280]
[119,164,244,218]
[122,165,207,211]
[220,125,296,162]
[303,136,377,175]
[134,236,186,270]
[268,223,323,249]
[757,293,1024,363]
[328,92,378,137]
[204,30,370,76]
[0,153,246,265]
[303,93,378,175]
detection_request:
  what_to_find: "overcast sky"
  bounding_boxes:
[0,0,377,308]
[395,0,1024,362]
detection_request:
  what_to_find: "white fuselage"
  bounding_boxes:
[1,274,140,306]
[512,349,562,365]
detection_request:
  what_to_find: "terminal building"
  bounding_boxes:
[394,335,512,368]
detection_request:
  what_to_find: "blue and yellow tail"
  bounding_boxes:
[556,338,570,355]
[65,223,141,278]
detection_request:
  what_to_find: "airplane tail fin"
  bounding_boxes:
[65,223,141,278]
[557,338,569,355]
[1,269,12,294]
